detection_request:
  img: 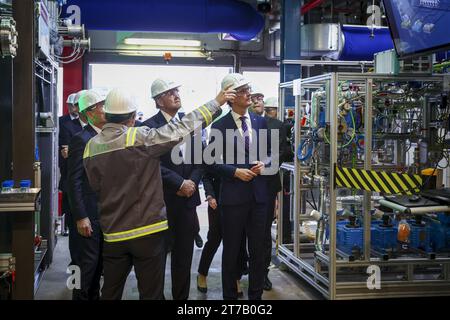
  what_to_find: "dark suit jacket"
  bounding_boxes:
[265,115,289,193]
[203,171,221,200]
[208,111,269,206]
[67,125,99,222]
[59,114,82,192]
[142,111,203,209]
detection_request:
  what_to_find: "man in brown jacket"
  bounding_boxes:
[83,87,235,299]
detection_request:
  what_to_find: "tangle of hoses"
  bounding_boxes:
[297,138,314,161]
[323,108,357,147]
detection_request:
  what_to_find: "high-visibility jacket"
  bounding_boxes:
[83,100,219,243]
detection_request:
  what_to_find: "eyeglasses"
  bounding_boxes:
[86,102,104,112]
[161,88,180,97]
[251,96,264,102]
[236,86,252,96]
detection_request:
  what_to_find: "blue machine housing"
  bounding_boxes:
[336,221,365,256]
[409,220,433,252]
[371,221,397,254]
[429,214,450,252]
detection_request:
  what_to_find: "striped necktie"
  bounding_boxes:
[239,116,250,151]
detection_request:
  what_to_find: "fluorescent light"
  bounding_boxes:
[124,38,202,47]
[117,50,207,58]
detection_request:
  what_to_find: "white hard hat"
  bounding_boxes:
[66,93,77,104]
[92,87,110,101]
[221,73,250,91]
[264,97,279,109]
[250,86,264,97]
[78,90,105,113]
[74,90,88,105]
[151,78,181,98]
[104,88,138,115]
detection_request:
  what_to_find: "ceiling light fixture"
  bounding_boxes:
[124,38,202,47]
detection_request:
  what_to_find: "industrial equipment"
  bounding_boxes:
[278,72,450,299]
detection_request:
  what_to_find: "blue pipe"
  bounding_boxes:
[64,0,264,41]
[340,25,394,61]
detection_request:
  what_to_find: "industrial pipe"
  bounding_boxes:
[379,199,450,214]
[63,0,264,41]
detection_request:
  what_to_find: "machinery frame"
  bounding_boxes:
[277,72,450,299]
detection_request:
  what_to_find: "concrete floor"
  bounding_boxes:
[35,191,323,300]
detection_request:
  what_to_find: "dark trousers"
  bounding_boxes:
[221,202,266,300]
[63,192,78,265]
[72,220,103,300]
[101,232,166,300]
[198,206,247,278]
[198,205,222,277]
[167,206,198,300]
[264,190,278,275]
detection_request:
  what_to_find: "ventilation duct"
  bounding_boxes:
[63,0,265,41]
[301,24,394,61]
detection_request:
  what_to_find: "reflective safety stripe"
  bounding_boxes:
[125,127,134,147]
[197,107,209,126]
[83,140,92,159]
[200,105,212,125]
[103,220,169,243]
[131,127,138,146]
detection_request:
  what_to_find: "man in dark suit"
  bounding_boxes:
[208,73,271,300]
[142,78,204,300]
[251,94,290,291]
[67,90,106,300]
[59,91,87,265]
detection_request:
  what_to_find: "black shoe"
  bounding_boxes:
[194,234,203,248]
[61,230,69,237]
[197,275,207,293]
[263,275,272,291]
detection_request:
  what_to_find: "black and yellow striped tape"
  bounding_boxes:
[334,166,422,195]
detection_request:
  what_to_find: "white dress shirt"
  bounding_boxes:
[79,118,88,128]
[231,109,253,143]
[161,110,186,159]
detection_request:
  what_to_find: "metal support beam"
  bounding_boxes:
[280,0,302,83]
[0,58,13,181]
[12,0,35,300]
[363,79,373,261]
[329,73,338,300]
[12,0,36,184]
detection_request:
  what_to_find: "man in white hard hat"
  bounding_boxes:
[207,73,270,300]
[263,97,279,119]
[83,86,236,300]
[250,87,264,115]
[58,91,86,266]
[143,78,205,300]
[67,89,106,300]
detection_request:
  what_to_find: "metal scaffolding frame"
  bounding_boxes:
[277,72,450,299]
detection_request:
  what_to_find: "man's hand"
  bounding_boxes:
[176,179,196,197]
[207,196,218,210]
[250,161,265,175]
[61,145,69,159]
[215,84,237,106]
[234,168,257,182]
[77,217,93,237]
